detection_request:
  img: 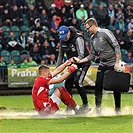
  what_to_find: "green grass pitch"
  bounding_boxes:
[0,93,132,133]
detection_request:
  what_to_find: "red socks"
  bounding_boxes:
[57,86,77,109]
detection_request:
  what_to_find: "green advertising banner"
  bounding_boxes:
[7,65,132,88]
[8,67,38,88]
[8,66,61,88]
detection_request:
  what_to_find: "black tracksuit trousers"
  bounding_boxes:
[65,64,90,105]
[95,65,121,109]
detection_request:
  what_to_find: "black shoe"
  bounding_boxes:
[75,103,91,115]
[115,108,121,115]
[95,107,101,115]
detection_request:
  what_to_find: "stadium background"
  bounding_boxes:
[0,2,132,132]
[0,0,133,95]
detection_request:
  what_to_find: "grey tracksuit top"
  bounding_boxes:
[86,28,121,66]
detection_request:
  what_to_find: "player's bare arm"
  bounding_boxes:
[51,60,71,77]
[48,64,78,85]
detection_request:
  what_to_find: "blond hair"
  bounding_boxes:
[38,65,49,75]
[84,18,98,27]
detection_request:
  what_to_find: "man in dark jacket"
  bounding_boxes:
[56,26,91,113]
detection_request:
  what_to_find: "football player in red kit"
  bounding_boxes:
[32,60,80,116]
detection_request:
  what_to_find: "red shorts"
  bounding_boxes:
[35,98,59,116]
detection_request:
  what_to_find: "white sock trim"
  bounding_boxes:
[50,93,61,107]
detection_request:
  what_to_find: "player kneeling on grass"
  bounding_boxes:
[32,60,81,116]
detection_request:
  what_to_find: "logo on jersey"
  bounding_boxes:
[43,102,51,111]
[100,37,103,42]
[71,45,76,52]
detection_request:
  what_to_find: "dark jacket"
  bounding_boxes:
[56,27,90,67]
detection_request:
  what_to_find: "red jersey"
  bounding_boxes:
[32,74,52,111]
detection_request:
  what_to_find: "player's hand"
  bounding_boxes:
[67,64,78,74]
[64,60,72,66]
[68,57,74,63]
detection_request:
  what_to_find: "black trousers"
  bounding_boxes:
[65,64,90,105]
[95,65,121,108]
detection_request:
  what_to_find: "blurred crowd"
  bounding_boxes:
[0,0,133,66]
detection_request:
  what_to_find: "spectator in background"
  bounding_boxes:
[117,0,126,11]
[8,59,17,68]
[35,0,48,13]
[69,5,76,20]
[27,5,40,27]
[124,4,133,24]
[127,18,133,33]
[40,9,49,28]
[73,0,81,11]
[11,5,23,27]
[31,18,43,33]
[0,55,5,66]
[0,27,8,50]
[41,39,56,65]
[20,58,29,68]
[0,0,5,17]
[86,3,95,18]
[2,9,12,27]
[59,6,69,26]
[15,0,28,14]
[60,6,76,27]
[48,3,60,20]
[7,31,21,52]
[0,55,6,81]
[114,3,119,14]
[76,4,88,25]
[29,43,42,64]
[1,1,15,22]
[54,0,64,9]
[27,57,37,67]
[115,9,125,21]
[95,4,108,27]
[18,31,27,50]
[34,31,43,47]
[115,16,127,33]
[125,51,133,64]
[26,32,34,50]
[48,35,58,57]
[2,0,16,10]
[124,30,133,52]
[70,18,81,32]
[114,29,125,49]
[107,3,116,25]
[40,59,46,65]
[41,31,48,42]
[50,15,61,43]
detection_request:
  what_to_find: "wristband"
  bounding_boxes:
[67,66,76,74]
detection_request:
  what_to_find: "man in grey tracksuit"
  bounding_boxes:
[78,18,122,114]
